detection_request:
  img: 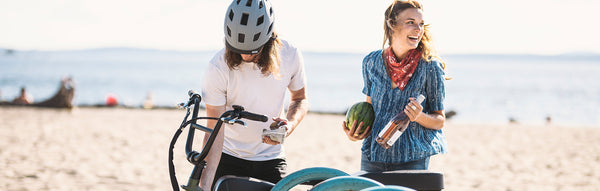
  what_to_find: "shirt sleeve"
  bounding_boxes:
[288,47,306,91]
[425,60,445,111]
[201,52,228,106]
[362,51,376,97]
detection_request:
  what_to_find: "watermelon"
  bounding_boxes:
[345,102,375,134]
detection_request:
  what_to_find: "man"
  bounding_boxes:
[199,0,309,190]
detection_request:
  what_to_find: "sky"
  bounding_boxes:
[1,0,599,55]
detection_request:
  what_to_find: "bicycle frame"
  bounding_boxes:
[169,90,267,191]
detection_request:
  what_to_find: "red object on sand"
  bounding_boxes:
[106,95,118,106]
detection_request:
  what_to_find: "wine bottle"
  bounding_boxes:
[376,95,425,149]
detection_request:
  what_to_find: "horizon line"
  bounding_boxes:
[2,46,600,57]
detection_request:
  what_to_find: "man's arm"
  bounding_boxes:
[284,87,309,136]
[199,104,226,191]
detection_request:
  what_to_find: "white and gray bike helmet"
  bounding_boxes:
[224,0,274,54]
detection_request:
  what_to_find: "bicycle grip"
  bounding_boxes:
[239,111,268,122]
[188,90,201,99]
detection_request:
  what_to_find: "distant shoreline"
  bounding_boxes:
[0,103,351,116]
[3,47,600,59]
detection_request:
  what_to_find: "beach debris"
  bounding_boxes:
[445,110,457,119]
[509,117,518,124]
[33,77,75,108]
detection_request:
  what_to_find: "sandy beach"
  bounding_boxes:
[1,106,599,191]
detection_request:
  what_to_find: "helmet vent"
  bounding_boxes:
[267,23,273,34]
[227,26,231,37]
[245,0,253,7]
[269,7,273,16]
[257,15,264,26]
[228,10,234,21]
[238,33,245,43]
[240,13,249,26]
[253,33,261,42]
[236,0,241,5]
[259,1,263,9]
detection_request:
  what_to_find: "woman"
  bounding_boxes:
[343,0,448,171]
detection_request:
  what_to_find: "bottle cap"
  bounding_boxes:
[416,94,425,104]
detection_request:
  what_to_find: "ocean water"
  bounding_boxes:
[1,48,599,127]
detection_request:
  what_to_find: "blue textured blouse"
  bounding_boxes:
[361,49,448,163]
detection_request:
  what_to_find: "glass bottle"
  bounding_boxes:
[376,95,425,149]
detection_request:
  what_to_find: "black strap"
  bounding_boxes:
[169,126,184,191]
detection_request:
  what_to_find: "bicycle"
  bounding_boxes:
[168,90,444,191]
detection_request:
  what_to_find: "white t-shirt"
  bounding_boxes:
[201,39,306,161]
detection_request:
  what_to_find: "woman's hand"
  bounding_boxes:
[342,120,371,141]
[404,97,424,122]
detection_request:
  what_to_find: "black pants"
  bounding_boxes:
[213,153,287,186]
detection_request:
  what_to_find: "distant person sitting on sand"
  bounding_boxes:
[142,92,153,109]
[12,87,33,105]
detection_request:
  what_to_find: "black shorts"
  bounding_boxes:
[213,152,287,186]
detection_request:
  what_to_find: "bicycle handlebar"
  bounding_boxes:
[188,106,267,163]
[239,111,269,122]
[184,90,267,122]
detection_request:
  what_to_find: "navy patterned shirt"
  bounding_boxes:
[362,49,448,163]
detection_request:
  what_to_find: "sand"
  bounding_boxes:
[1,106,599,190]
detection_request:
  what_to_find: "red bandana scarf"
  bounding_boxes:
[384,48,421,90]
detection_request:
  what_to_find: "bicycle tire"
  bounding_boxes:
[360,185,416,191]
[310,176,383,191]
[270,167,349,191]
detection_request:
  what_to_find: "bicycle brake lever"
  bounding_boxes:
[234,120,247,127]
[220,117,247,127]
[220,117,235,124]
[178,99,195,109]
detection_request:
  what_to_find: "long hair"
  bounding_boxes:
[225,32,282,78]
[383,0,446,71]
